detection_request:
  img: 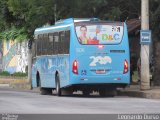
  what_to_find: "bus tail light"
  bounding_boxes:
[123,59,128,74]
[72,60,78,74]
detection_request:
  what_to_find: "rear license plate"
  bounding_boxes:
[96,70,106,74]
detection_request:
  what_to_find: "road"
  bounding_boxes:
[0,87,160,114]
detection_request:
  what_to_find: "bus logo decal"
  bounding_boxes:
[89,56,112,66]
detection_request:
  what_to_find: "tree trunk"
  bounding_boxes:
[153,42,160,86]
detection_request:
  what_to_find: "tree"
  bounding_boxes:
[7,0,55,39]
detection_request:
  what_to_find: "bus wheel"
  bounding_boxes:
[55,74,61,96]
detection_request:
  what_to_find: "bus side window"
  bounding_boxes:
[59,31,65,54]
[37,34,43,56]
[65,30,70,54]
[42,34,48,55]
[36,36,39,56]
[53,32,59,55]
[48,34,54,55]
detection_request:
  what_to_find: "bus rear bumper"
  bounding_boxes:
[61,74,130,89]
[70,74,130,85]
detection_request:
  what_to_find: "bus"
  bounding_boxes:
[32,18,130,96]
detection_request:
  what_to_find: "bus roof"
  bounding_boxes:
[55,18,100,25]
[34,18,100,35]
[34,18,124,36]
[34,18,73,35]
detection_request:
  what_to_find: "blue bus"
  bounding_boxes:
[32,18,130,96]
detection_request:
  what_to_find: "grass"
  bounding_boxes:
[12,72,27,77]
[0,71,27,77]
[0,71,10,76]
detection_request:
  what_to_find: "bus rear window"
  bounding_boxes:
[75,23,124,45]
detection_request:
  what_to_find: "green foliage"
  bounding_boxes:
[0,71,10,76]
[0,71,27,77]
[0,27,28,42]
[149,0,160,35]
[0,0,159,42]
[0,0,13,31]
[12,72,27,77]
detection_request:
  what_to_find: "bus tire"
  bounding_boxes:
[36,72,40,87]
[55,74,61,96]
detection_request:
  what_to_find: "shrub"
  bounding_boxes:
[12,72,27,77]
[0,71,10,76]
[0,71,27,77]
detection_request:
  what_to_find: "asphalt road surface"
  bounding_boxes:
[0,87,160,114]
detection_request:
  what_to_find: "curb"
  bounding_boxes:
[0,84,10,87]
[117,89,160,99]
[0,78,31,90]
[0,79,27,84]
[9,83,32,90]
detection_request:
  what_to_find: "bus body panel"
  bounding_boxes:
[32,55,70,88]
[32,18,74,88]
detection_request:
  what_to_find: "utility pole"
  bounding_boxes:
[140,0,150,90]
